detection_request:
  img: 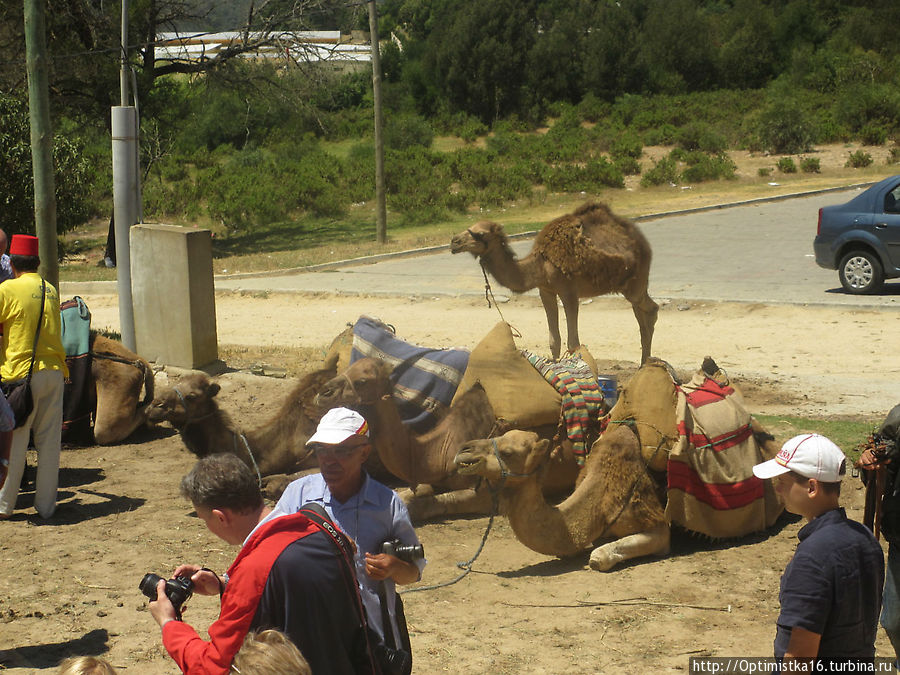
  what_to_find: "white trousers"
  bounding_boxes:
[0,369,64,518]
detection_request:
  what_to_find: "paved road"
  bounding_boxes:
[211,188,899,309]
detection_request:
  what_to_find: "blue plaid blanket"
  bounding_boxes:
[351,316,470,431]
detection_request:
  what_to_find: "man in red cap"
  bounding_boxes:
[0,234,68,519]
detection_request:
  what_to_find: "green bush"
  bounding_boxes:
[615,156,642,176]
[776,157,797,173]
[680,152,737,182]
[676,123,728,153]
[758,99,815,154]
[384,114,434,150]
[758,167,772,177]
[800,157,821,173]
[640,155,679,187]
[0,94,97,235]
[845,150,873,168]
[888,147,900,165]
[642,124,678,146]
[610,131,643,160]
[859,124,888,146]
[545,158,624,192]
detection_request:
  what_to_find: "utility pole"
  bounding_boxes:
[368,0,387,244]
[111,0,138,350]
[23,0,59,288]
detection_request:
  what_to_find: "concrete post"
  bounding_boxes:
[111,106,138,350]
[130,224,218,369]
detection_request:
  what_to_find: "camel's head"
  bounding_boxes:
[454,430,551,485]
[316,357,393,409]
[147,373,221,428]
[449,220,505,257]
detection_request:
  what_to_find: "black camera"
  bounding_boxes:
[139,573,194,619]
[381,539,424,563]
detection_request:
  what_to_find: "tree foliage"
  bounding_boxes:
[0,93,95,236]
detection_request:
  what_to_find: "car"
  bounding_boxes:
[814,175,900,294]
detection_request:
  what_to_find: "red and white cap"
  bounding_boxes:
[307,407,369,446]
[752,433,846,482]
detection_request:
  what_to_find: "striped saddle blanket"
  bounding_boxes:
[351,316,470,432]
[665,368,782,538]
[522,351,606,464]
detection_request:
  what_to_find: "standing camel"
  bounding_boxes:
[450,201,658,363]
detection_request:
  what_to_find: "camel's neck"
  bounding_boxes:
[367,398,457,485]
[505,474,605,557]
[480,244,543,293]
[179,413,235,457]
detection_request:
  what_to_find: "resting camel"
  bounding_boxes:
[314,356,581,520]
[148,370,334,492]
[90,334,155,445]
[455,426,670,571]
[450,201,658,363]
[454,357,783,570]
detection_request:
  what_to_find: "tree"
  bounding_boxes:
[425,0,538,123]
[0,93,94,236]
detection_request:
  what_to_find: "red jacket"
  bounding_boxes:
[162,512,363,674]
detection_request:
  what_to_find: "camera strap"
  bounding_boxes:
[298,503,379,675]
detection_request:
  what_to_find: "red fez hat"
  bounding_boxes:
[9,235,39,257]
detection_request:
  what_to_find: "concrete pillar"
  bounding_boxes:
[131,224,218,369]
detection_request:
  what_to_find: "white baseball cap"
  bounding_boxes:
[752,433,847,482]
[307,407,370,446]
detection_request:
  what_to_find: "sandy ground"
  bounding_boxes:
[0,287,897,674]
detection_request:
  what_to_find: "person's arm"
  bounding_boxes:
[783,626,821,666]
[364,553,420,584]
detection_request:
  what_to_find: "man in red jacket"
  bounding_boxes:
[148,453,377,675]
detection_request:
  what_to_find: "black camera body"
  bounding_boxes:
[381,539,424,563]
[139,573,194,619]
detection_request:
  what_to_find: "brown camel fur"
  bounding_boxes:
[91,334,155,445]
[450,201,658,363]
[454,425,670,571]
[148,370,337,492]
[315,356,580,520]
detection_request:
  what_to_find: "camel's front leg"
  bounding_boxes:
[558,288,581,356]
[539,288,562,359]
[630,292,659,364]
[587,523,670,571]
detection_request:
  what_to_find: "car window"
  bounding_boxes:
[885,185,900,214]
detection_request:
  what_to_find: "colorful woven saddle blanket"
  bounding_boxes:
[522,351,606,464]
[351,316,470,432]
[665,368,782,539]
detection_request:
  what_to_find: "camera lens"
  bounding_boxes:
[139,573,164,600]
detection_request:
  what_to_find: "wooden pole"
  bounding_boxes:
[368,0,387,244]
[23,0,59,288]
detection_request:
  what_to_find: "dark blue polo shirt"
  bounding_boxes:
[775,508,884,659]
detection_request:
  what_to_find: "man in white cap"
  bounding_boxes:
[753,433,884,666]
[274,407,424,671]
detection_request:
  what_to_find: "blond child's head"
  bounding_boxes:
[56,656,117,675]
[231,630,311,675]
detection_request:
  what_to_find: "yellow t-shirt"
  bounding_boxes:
[0,273,68,381]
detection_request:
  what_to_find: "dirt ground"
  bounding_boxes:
[0,289,897,674]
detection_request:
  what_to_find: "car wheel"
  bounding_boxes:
[838,250,884,294]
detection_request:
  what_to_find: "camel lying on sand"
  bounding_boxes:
[315,356,580,521]
[454,357,783,570]
[91,334,155,445]
[148,371,331,492]
[450,201,658,363]
[455,425,670,571]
